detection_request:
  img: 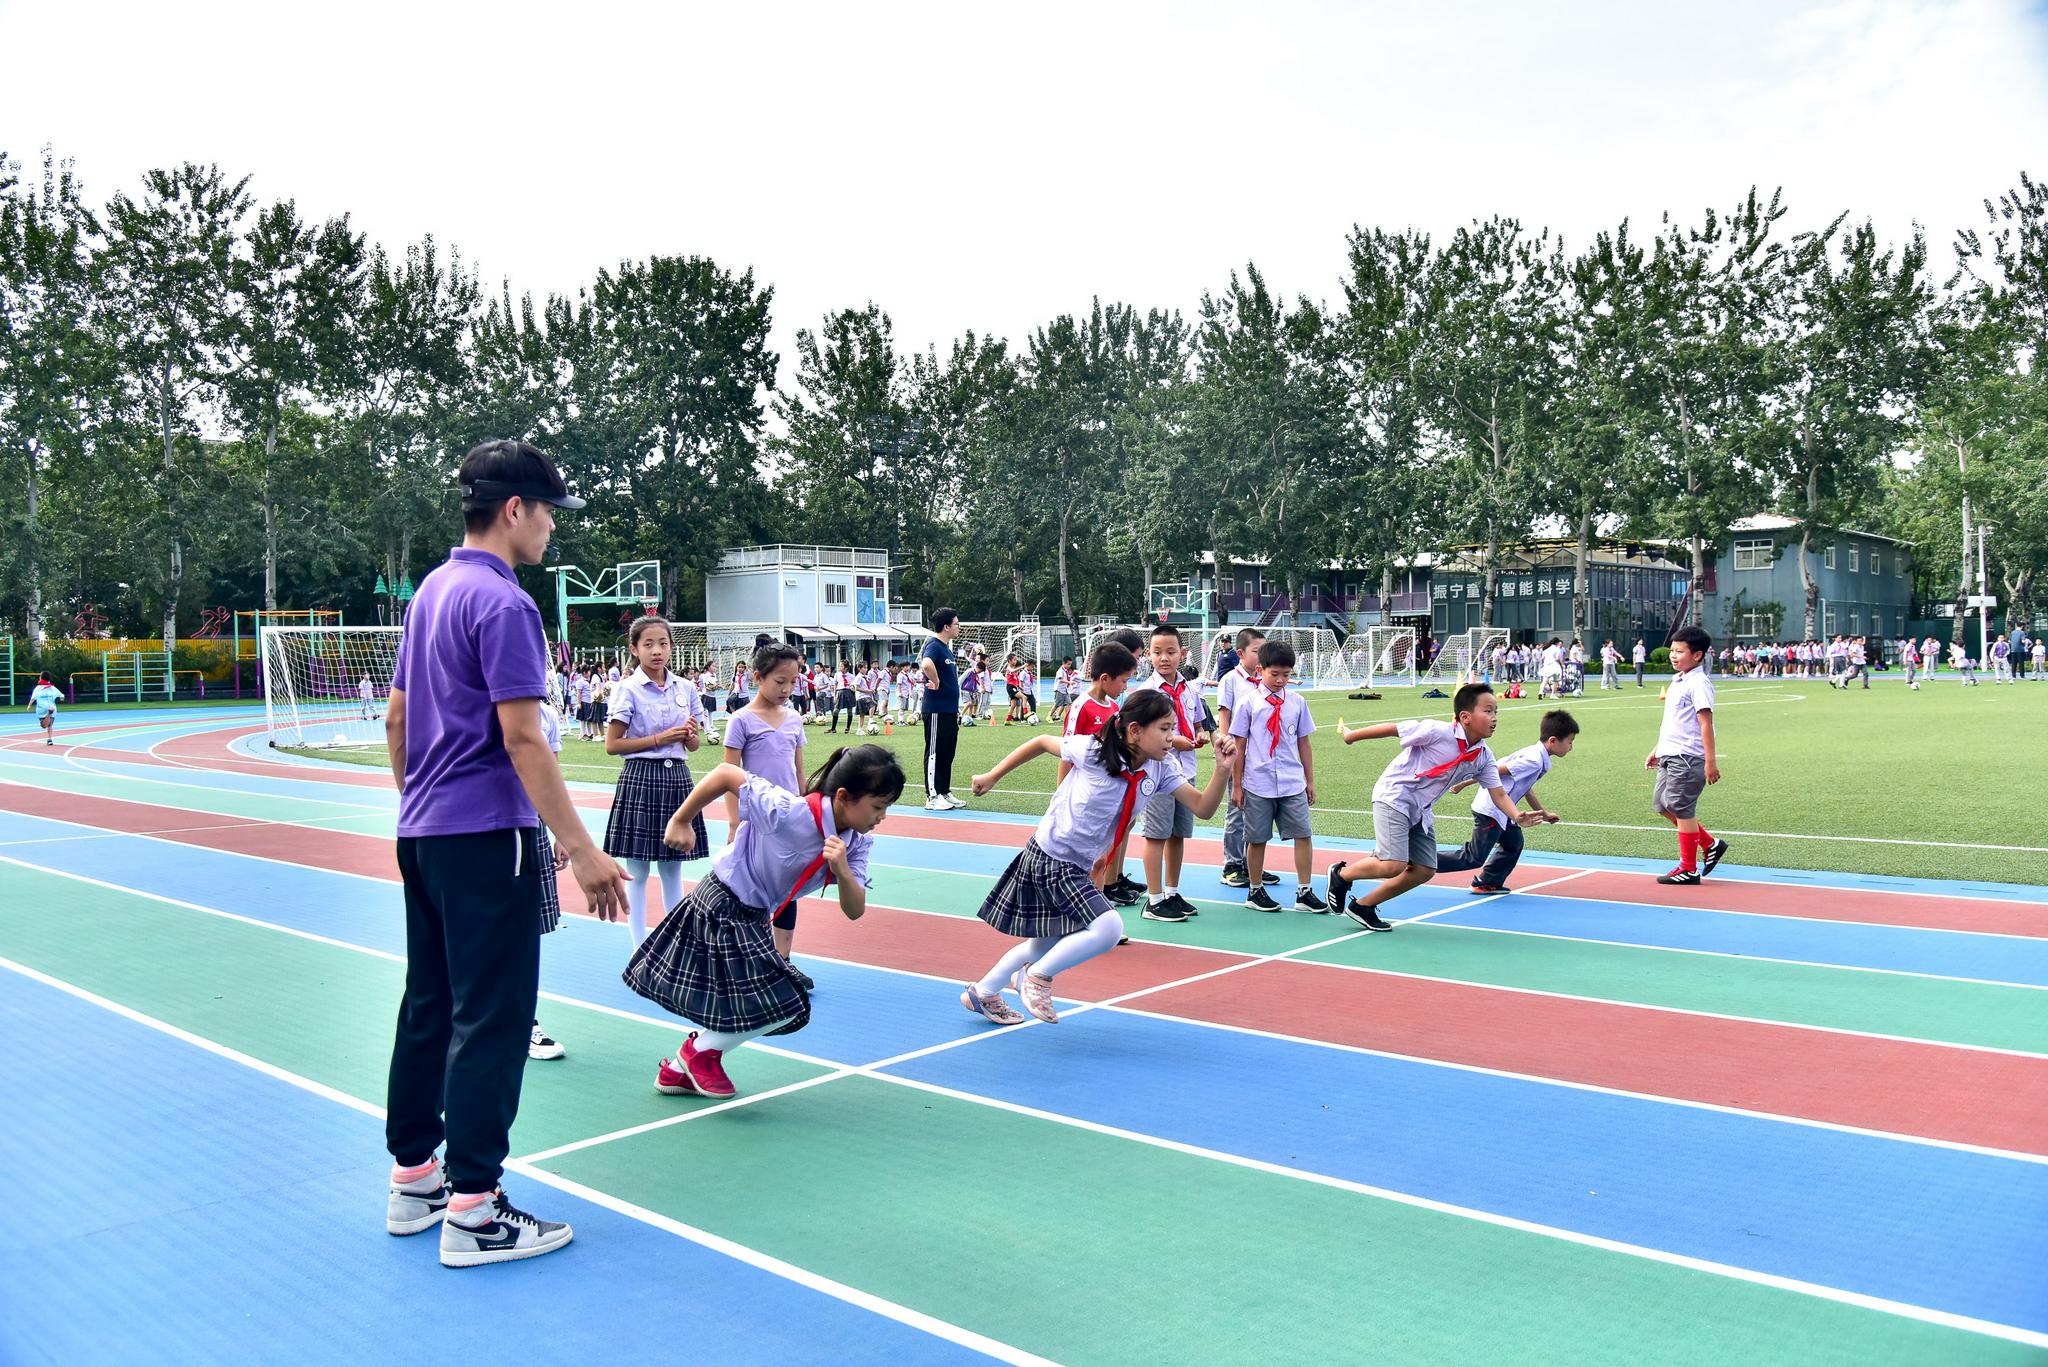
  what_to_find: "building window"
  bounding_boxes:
[1739,611,1776,639]
[1824,606,1837,635]
[825,583,848,606]
[1433,602,1448,633]
[1871,552,1880,575]
[1848,546,1860,574]
[1849,609,1860,633]
[1536,599,1554,631]
[1732,539,1774,571]
[1824,545,1836,570]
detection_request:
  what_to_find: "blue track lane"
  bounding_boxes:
[1,808,2042,1335]
[0,972,994,1367]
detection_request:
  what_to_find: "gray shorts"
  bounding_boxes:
[1372,801,1437,870]
[1141,786,1195,840]
[1653,753,1707,819]
[1244,790,1312,844]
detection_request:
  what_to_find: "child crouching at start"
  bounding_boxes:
[622,745,903,1098]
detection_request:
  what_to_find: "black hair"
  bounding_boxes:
[1087,641,1138,680]
[1235,627,1265,651]
[806,743,907,804]
[1096,689,1173,778]
[930,607,959,631]
[38,670,53,684]
[1256,640,1295,669]
[1109,627,1145,655]
[1672,624,1711,653]
[628,615,671,649]
[1452,681,1494,716]
[1539,710,1580,742]
[1149,622,1182,643]
[753,641,802,678]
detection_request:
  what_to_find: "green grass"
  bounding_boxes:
[292,678,2048,885]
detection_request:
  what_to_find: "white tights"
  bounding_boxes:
[696,1016,796,1053]
[974,910,1125,997]
[623,859,688,945]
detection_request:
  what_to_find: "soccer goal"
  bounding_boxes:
[261,625,402,749]
[1340,626,1417,689]
[1418,627,1508,685]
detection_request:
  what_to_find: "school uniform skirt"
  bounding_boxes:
[603,757,709,863]
[536,822,562,934]
[621,871,811,1034]
[978,839,1112,939]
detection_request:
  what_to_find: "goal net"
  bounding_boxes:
[1418,627,1508,685]
[261,626,403,750]
[1339,627,1417,689]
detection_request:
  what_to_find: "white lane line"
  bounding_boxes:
[0,954,1060,1367]
[1395,869,1597,926]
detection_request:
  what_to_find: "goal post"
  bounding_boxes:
[261,625,403,749]
[1419,627,1509,685]
[1341,626,1417,689]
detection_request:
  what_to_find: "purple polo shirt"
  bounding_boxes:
[391,546,549,837]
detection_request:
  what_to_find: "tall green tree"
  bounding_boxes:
[1098,305,1197,612]
[98,163,253,645]
[773,303,910,554]
[902,330,1009,608]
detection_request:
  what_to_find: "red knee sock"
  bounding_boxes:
[1676,829,1699,870]
[1695,825,1714,847]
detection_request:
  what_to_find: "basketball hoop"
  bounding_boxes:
[641,600,659,617]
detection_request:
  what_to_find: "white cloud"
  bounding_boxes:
[3,0,2043,376]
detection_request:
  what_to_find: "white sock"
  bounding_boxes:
[696,1017,794,1053]
[976,936,1055,997]
[1149,891,1169,905]
[624,859,654,943]
[1033,911,1125,978]
[1164,884,1179,897]
[657,860,687,917]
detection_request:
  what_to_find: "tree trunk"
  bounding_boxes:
[1056,501,1075,639]
[23,442,43,644]
[1010,563,1027,619]
[1140,553,1154,624]
[1573,505,1592,639]
[262,415,280,612]
[1798,524,1819,640]
[161,360,181,649]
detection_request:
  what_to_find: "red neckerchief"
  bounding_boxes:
[1415,726,1481,781]
[1109,769,1147,850]
[768,792,835,923]
[1264,690,1287,756]
[1160,678,1194,740]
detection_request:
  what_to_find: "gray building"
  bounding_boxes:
[703,544,924,662]
[1704,515,1915,642]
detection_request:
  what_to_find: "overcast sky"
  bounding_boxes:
[5,0,2046,379]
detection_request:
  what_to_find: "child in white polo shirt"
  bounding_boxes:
[1326,682,1534,930]
[1227,640,1323,913]
[1443,709,1578,894]
[1647,624,1726,885]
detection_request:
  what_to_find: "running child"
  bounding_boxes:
[603,616,710,945]
[1443,709,1577,894]
[1325,682,1533,930]
[358,673,377,720]
[721,643,814,983]
[1004,655,1036,725]
[1051,657,1079,724]
[960,659,984,728]
[1646,624,1727,885]
[1129,624,1223,923]
[961,690,1230,1025]
[1227,640,1324,913]
[27,671,60,746]
[627,745,903,1097]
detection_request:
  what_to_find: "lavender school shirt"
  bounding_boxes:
[391,547,550,838]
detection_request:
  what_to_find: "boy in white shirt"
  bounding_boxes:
[1214,628,1274,890]
[1444,710,1577,894]
[1647,624,1726,885]
[1326,682,1534,930]
[27,671,62,746]
[1632,638,1647,687]
[1227,640,1322,913]
[1599,641,1619,690]
[1128,625,1221,923]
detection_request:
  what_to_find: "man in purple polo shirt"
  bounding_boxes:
[381,438,628,1268]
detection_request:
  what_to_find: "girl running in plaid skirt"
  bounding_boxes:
[604,617,714,945]
[722,643,813,988]
[962,690,1231,1026]
[624,745,904,1098]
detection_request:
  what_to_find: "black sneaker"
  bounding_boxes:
[1246,888,1282,913]
[1167,893,1199,918]
[1656,867,1702,885]
[1142,897,1192,923]
[788,964,817,992]
[1341,899,1394,932]
[1326,860,1353,909]
[1105,880,1142,906]
[1294,887,1329,913]
[1700,839,1729,877]
[1261,871,1281,886]
[1112,875,1146,900]
[1219,865,1250,889]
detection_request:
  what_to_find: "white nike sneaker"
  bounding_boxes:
[387,1160,450,1235]
[529,1023,565,1060]
[439,1189,573,1267]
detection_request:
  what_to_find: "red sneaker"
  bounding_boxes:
[681,1032,736,1098]
[654,1056,697,1096]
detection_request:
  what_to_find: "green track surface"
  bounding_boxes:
[292,679,2048,884]
[0,864,2028,1365]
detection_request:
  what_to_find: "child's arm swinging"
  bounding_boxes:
[1338,722,1401,745]
[666,762,749,855]
[972,734,1062,796]
[1171,751,1234,820]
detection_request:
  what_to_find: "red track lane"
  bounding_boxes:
[1520,867,2048,939]
[1138,961,2048,1155]
[6,780,2043,1153]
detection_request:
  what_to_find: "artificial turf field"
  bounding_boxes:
[1,688,2043,1365]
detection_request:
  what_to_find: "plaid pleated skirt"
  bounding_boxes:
[603,757,710,863]
[621,871,811,1034]
[978,839,1112,939]
[536,822,561,935]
